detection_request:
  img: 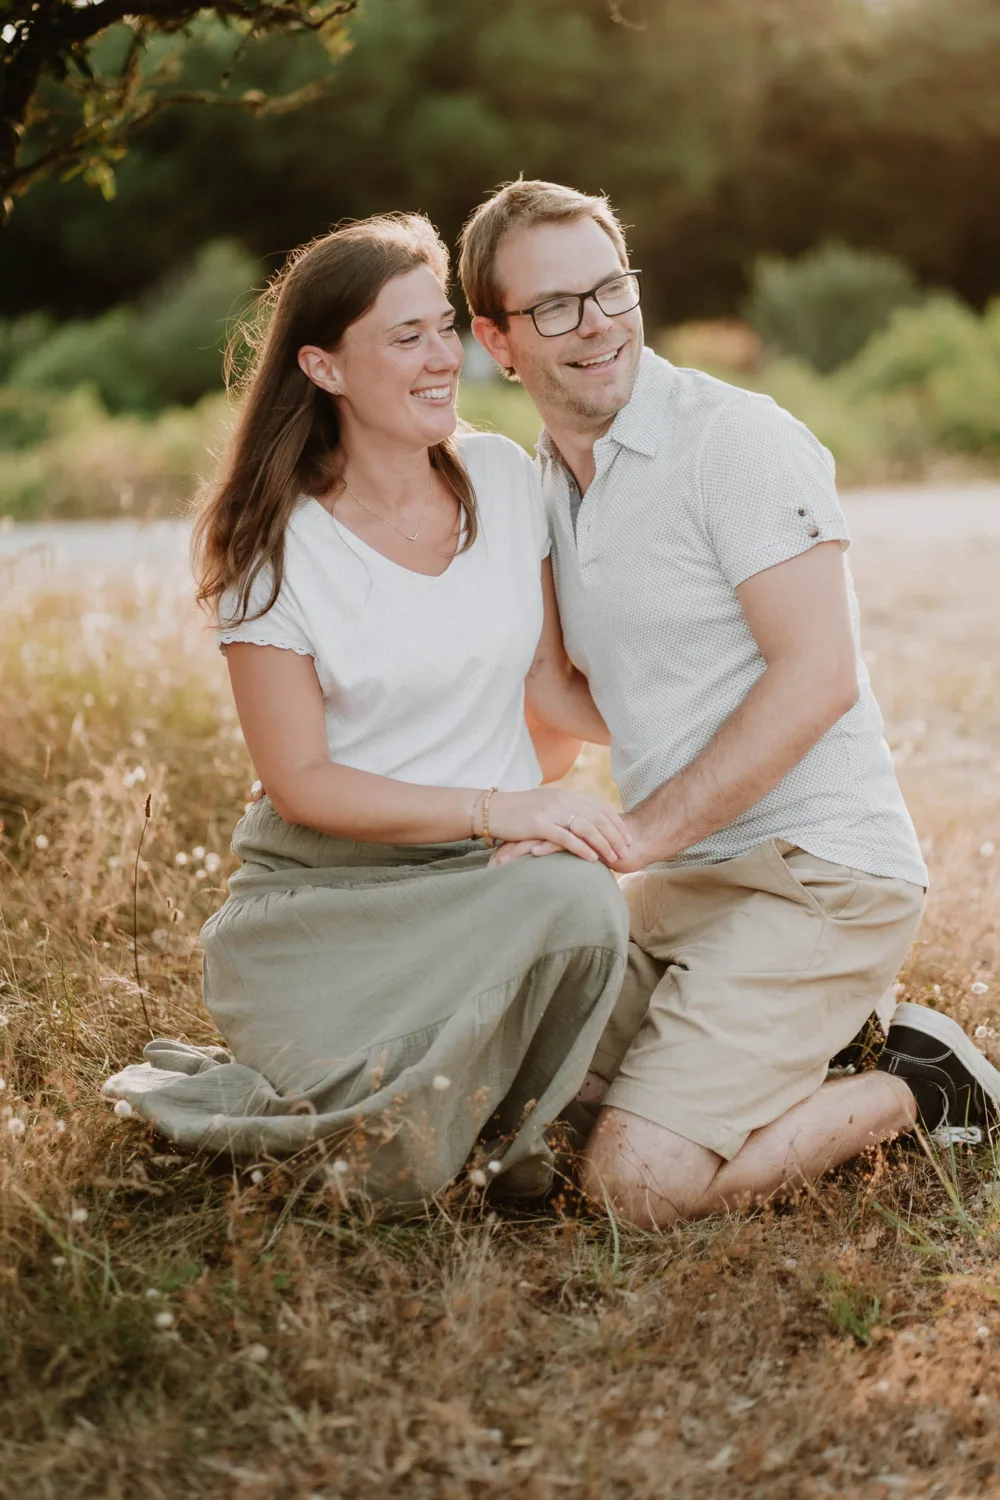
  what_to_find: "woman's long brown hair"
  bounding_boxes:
[193,213,477,625]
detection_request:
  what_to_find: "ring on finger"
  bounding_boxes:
[566,815,577,833]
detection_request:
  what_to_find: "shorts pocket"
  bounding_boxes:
[769,841,861,920]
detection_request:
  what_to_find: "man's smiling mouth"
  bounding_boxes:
[569,347,623,370]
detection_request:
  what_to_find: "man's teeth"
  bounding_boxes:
[574,350,618,368]
[413,386,451,400]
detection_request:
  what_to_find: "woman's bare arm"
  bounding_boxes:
[225,642,631,860]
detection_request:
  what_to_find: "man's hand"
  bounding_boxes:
[607,817,662,873]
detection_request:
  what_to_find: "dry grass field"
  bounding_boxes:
[1,489,999,1500]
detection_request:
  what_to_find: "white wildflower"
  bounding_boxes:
[7,1118,25,1137]
[145,1288,162,1299]
[432,1075,451,1092]
[976,1026,989,1039]
[123,766,147,789]
[174,852,189,866]
[195,869,208,882]
[468,1168,488,1188]
[245,1343,269,1364]
[0,1014,8,1028]
[203,852,222,874]
[977,1325,990,1341]
[70,1207,88,1224]
[487,1159,503,1176]
[331,1159,349,1176]
[971,982,990,996]
[113,1099,134,1118]
[250,1168,264,1185]
[192,846,206,861]
[52,1256,67,1267]
[34,834,49,850]
[154,1310,175,1330]
[980,842,996,859]
[54,1119,65,1134]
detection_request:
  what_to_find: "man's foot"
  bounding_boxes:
[877,1002,1000,1140]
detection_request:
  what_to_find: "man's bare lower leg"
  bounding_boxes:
[580,1072,917,1230]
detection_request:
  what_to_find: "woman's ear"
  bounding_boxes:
[471,316,514,374]
[298,345,344,395]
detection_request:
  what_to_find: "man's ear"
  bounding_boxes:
[298,345,344,395]
[471,315,514,374]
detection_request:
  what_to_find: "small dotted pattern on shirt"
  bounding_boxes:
[538,348,927,886]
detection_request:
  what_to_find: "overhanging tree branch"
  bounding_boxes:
[0,0,357,223]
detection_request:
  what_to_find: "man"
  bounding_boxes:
[458,179,1000,1229]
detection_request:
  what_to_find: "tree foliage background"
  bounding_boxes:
[3,0,1000,327]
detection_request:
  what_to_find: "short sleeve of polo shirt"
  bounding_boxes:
[697,395,850,589]
[217,566,315,658]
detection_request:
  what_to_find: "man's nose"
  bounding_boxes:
[577,297,615,336]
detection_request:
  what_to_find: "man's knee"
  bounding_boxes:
[580,1106,720,1230]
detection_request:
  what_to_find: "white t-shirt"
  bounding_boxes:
[217,432,549,792]
[540,348,927,886]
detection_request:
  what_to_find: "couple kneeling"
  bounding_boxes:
[106,181,1000,1227]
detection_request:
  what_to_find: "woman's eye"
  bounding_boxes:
[397,334,420,346]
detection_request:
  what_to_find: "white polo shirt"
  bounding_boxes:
[539,347,927,885]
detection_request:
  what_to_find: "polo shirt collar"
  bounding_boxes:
[537,346,674,463]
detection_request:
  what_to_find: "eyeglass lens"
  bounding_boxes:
[533,274,641,336]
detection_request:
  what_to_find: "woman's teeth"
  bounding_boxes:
[412,386,452,401]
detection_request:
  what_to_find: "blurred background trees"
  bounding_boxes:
[2,0,1000,517]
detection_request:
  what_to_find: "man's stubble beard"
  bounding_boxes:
[525,341,641,433]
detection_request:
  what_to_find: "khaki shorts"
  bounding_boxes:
[592,839,925,1160]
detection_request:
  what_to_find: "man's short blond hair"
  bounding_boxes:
[458,179,629,325]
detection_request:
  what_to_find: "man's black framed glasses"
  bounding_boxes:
[500,270,642,338]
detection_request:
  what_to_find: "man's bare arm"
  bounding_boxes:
[616,541,859,871]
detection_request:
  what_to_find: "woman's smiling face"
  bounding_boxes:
[299,265,464,450]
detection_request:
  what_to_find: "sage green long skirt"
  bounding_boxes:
[104,798,629,1206]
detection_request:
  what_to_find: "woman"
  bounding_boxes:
[104,214,630,1206]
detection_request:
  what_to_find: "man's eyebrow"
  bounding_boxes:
[519,273,624,306]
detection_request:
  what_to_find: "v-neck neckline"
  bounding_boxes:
[306,497,464,580]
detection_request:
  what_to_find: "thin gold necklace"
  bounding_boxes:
[341,473,434,543]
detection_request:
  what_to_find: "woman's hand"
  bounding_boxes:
[488,788,631,865]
